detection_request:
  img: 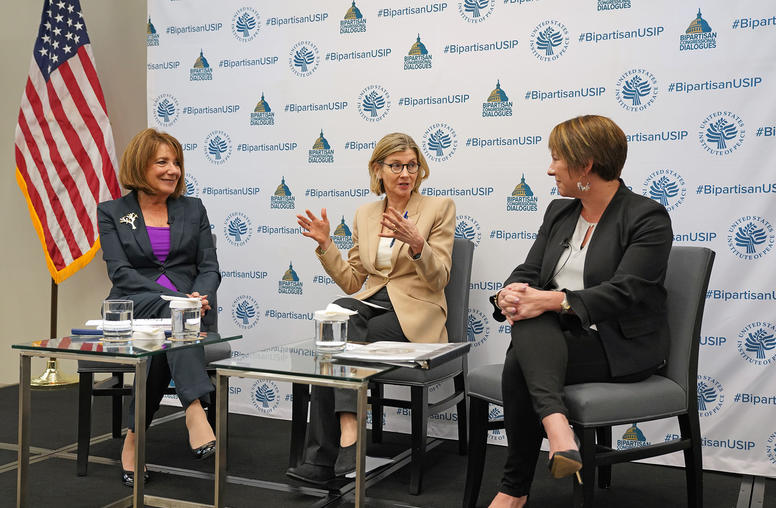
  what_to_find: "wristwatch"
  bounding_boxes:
[560,294,571,314]
[490,290,503,310]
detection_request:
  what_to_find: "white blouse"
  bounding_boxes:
[375,237,393,271]
[553,215,597,292]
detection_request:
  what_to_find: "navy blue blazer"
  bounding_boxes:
[97,191,220,329]
[494,181,673,377]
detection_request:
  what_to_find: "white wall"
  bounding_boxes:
[0,0,146,385]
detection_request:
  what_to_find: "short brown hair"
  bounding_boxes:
[119,128,185,198]
[548,115,627,181]
[368,132,429,195]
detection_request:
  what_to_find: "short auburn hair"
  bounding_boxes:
[548,115,627,181]
[368,132,429,195]
[119,128,185,198]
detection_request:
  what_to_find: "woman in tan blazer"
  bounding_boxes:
[289,132,455,484]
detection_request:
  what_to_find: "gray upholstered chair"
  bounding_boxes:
[463,246,715,508]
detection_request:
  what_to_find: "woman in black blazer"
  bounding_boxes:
[488,116,673,508]
[97,128,221,487]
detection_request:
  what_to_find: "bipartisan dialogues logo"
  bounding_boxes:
[184,174,199,197]
[467,309,490,349]
[357,85,391,122]
[699,112,745,156]
[278,262,303,295]
[615,69,658,112]
[332,216,354,250]
[697,375,725,418]
[422,123,457,162]
[341,1,367,34]
[232,7,260,42]
[190,49,212,81]
[455,215,482,247]
[250,379,280,415]
[458,0,495,23]
[680,9,717,51]
[251,93,274,126]
[617,423,651,450]
[232,295,260,329]
[289,40,320,77]
[737,321,776,366]
[641,170,686,212]
[529,20,569,61]
[271,177,295,209]
[146,17,159,46]
[405,34,433,70]
[204,130,232,164]
[309,130,335,163]
[483,80,512,117]
[727,216,774,260]
[598,0,630,11]
[152,93,180,127]
[223,212,253,247]
[507,174,538,212]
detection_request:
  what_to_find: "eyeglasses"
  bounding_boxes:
[381,161,419,174]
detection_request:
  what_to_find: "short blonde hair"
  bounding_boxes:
[119,128,186,198]
[368,132,429,195]
[548,115,627,181]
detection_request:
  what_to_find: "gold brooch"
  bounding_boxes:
[120,212,139,230]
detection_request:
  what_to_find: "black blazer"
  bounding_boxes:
[493,181,673,377]
[97,191,220,329]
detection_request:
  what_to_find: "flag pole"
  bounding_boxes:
[30,278,78,388]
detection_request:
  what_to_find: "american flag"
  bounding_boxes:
[14,0,121,284]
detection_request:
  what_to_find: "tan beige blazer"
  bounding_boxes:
[317,192,455,343]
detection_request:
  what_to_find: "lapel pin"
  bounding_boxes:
[120,212,139,230]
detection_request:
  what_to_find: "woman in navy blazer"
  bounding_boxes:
[97,128,221,487]
[488,116,672,507]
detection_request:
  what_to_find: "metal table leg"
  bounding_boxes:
[133,358,147,508]
[215,372,228,508]
[17,354,31,508]
[354,382,368,508]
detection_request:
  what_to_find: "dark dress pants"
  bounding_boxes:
[303,288,408,468]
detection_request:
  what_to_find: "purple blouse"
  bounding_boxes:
[146,226,177,291]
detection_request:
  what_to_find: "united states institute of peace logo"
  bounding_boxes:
[357,84,391,122]
[482,80,512,118]
[697,374,724,418]
[615,69,658,112]
[487,405,506,442]
[699,111,745,156]
[766,431,776,465]
[232,7,260,42]
[152,93,179,127]
[309,129,335,163]
[289,40,320,77]
[232,295,260,329]
[404,34,432,70]
[617,423,651,450]
[529,20,569,62]
[250,93,274,126]
[146,17,159,47]
[251,379,280,415]
[458,0,495,23]
[737,321,776,366]
[598,0,630,10]
[507,174,538,212]
[642,169,686,213]
[422,123,458,163]
[455,215,481,247]
[341,1,367,34]
[223,211,253,247]
[190,49,213,81]
[332,216,354,250]
[271,177,295,210]
[727,216,774,261]
[204,130,232,165]
[680,9,717,51]
[184,174,199,198]
[467,309,490,349]
[278,262,303,295]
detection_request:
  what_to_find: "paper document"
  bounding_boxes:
[334,341,459,368]
[86,318,172,330]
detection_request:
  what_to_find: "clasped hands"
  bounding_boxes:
[498,283,564,325]
[187,292,211,313]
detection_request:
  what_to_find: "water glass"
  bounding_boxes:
[170,299,202,341]
[314,311,348,352]
[102,300,133,341]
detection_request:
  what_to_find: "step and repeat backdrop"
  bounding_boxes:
[145,0,775,477]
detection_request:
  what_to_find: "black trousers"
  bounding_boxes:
[303,288,407,468]
[127,345,214,431]
[500,312,656,498]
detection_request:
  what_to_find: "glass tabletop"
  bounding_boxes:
[12,331,241,358]
[210,338,397,382]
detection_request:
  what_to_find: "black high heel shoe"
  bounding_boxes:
[121,469,151,488]
[548,433,582,483]
[191,440,216,460]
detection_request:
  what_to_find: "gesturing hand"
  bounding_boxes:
[379,207,424,256]
[297,208,332,251]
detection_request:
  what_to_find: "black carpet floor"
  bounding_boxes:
[0,384,771,508]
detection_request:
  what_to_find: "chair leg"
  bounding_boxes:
[111,372,124,439]
[207,376,218,431]
[573,426,597,508]
[77,372,93,476]
[596,426,612,489]
[462,397,490,508]
[371,382,384,444]
[289,383,310,468]
[409,385,429,495]
[454,370,468,455]
[679,412,703,508]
